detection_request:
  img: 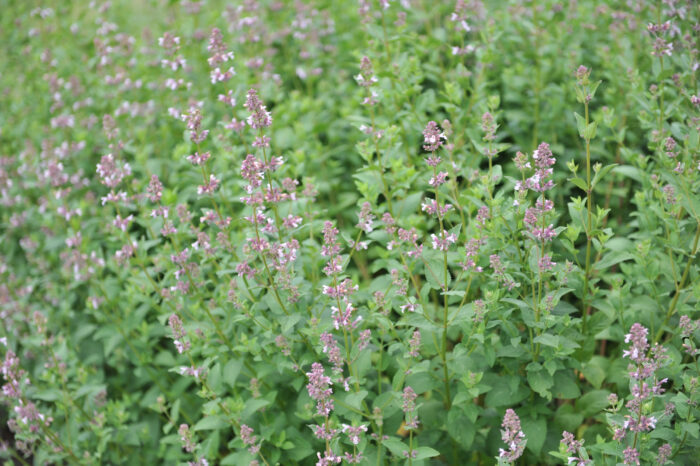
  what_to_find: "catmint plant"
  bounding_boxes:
[1,1,700,465]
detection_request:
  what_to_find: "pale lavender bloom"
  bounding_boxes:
[178,366,205,380]
[481,112,497,141]
[331,301,361,331]
[316,450,341,465]
[472,299,487,324]
[662,184,676,204]
[96,154,131,188]
[314,424,338,441]
[679,315,697,337]
[651,37,673,56]
[341,424,367,445]
[178,424,196,452]
[357,330,371,351]
[421,198,453,218]
[429,171,448,187]
[147,175,163,202]
[169,314,190,354]
[1,351,25,399]
[450,0,471,31]
[218,90,236,106]
[431,231,457,251]
[499,409,526,462]
[115,241,137,265]
[623,446,640,465]
[197,174,220,195]
[225,117,246,132]
[306,363,334,416]
[513,151,531,171]
[356,202,375,233]
[408,330,421,357]
[452,45,475,55]
[240,425,260,455]
[112,214,133,232]
[400,301,418,313]
[458,238,483,272]
[208,47,234,79]
[561,431,590,465]
[490,255,519,290]
[656,443,672,464]
[402,386,419,429]
[322,279,358,299]
[355,56,377,88]
[664,137,678,158]
[244,89,272,129]
[623,323,649,364]
[320,332,343,372]
[186,151,211,166]
[538,254,556,272]
[423,121,445,152]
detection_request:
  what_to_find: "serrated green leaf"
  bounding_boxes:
[193,415,228,431]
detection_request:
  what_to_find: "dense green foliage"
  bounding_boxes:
[1,0,699,465]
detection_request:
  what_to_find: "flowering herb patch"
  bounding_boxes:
[1,0,699,465]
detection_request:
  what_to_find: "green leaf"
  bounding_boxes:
[393,192,424,218]
[552,372,581,399]
[424,258,450,290]
[584,121,598,140]
[534,333,560,348]
[527,368,554,398]
[224,359,243,387]
[34,388,62,401]
[193,415,228,431]
[555,405,584,433]
[581,356,608,389]
[575,390,610,417]
[171,399,181,424]
[382,437,408,456]
[591,163,617,189]
[281,314,301,333]
[406,371,438,394]
[569,176,588,192]
[594,251,634,271]
[414,446,440,460]
[681,422,699,439]
[242,398,270,420]
[522,417,547,456]
[344,390,368,410]
[447,406,476,449]
[485,377,519,408]
[208,363,222,393]
[612,165,643,183]
[574,112,586,138]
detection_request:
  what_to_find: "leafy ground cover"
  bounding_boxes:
[1,0,699,464]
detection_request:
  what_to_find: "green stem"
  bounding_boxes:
[582,99,593,332]
[654,222,700,343]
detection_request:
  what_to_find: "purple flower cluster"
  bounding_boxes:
[561,431,590,465]
[168,314,190,354]
[401,386,419,430]
[611,324,670,463]
[422,121,445,153]
[240,424,261,455]
[499,409,526,463]
[1,349,52,456]
[244,89,272,129]
[306,362,334,417]
[207,28,235,84]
